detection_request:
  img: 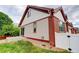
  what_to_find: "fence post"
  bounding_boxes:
[67,35,72,52]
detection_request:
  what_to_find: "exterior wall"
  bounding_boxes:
[54,11,64,22]
[68,26,72,33]
[21,9,50,27]
[54,17,60,32]
[64,23,67,32]
[22,18,49,41]
[53,16,67,33]
[68,26,76,34]
[54,10,68,33]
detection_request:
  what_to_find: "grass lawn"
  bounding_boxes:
[0,40,69,53]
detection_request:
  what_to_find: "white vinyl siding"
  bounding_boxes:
[21,9,49,27]
[23,18,49,40]
[54,11,64,22]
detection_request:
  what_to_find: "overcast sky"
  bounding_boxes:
[62,5,79,27]
[0,5,26,24]
[0,5,79,27]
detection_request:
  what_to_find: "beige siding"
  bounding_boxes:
[68,26,72,33]
[23,18,49,40]
[21,9,49,27]
[54,11,64,22]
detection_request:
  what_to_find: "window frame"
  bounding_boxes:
[59,21,65,32]
[33,22,37,33]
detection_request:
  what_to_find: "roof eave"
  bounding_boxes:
[18,5,54,27]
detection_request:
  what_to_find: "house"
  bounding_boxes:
[59,13,77,34]
[64,15,77,34]
[72,27,78,34]
[67,21,77,34]
[19,5,74,48]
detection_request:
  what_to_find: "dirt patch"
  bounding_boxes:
[22,37,68,52]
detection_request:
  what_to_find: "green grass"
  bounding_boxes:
[0,40,69,53]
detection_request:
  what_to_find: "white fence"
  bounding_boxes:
[55,32,79,53]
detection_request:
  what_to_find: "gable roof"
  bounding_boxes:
[54,7,68,21]
[18,5,67,27]
[67,21,73,27]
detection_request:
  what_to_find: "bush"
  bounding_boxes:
[1,24,20,36]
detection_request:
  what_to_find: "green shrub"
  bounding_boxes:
[1,24,20,36]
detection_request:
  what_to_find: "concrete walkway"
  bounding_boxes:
[0,36,22,44]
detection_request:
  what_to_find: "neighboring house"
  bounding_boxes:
[73,27,79,34]
[73,27,77,34]
[67,21,77,34]
[64,14,77,34]
[19,5,74,48]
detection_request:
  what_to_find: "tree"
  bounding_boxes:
[0,12,13,30]
[0,12,20,36]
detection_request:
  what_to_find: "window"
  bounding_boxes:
[59,22,65,32]
[27,9,31,18]
[21,27,24,35]
[33,22,37,33]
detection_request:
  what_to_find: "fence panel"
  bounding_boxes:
[55,33,79,52]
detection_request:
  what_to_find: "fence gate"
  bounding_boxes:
[55,33,79,53]
[69,34,79,52]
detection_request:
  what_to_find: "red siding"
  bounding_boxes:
[48,16,55,48]
[24,36,49,42]
[54,17,60,32]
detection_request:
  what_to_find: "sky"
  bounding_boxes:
[0,5,79,27]
[62,5,79,27]
[0,5,26,24]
